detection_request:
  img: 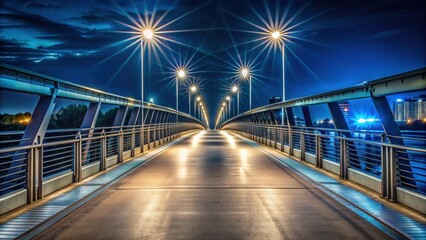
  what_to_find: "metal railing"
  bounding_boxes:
[223,123,426,197]
[219,68,426,204]
[0,122,203,201]
[0,64,207,214]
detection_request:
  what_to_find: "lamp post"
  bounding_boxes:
[270,30,286,124]
[139,28,154,152]
[189,86,197,116]
[195,96,201,119]
[226,96,231,118]
[222,102,226,121]
[232,86,239,115]
[240,67,251,110]
[176,69,186,111]
[221,106,224,124]
[199,102,203,120]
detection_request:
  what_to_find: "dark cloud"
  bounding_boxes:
[23,1,65,9]
[0,11,77,35]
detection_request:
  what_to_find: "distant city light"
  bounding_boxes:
[396,98,403,102]
[19,117,31,124]
[357,118,366,123]
[357,118,378,124]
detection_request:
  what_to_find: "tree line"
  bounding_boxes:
[0,104,118,131]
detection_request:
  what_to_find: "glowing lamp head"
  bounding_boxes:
[177,69,186,79]
[226,96,231,101]
[232,86,238,93]
[241,68,249,78]
[142,29,154,40]
[149,98,154,103]
[200,103,203,106]
[222,102,226,106]
[190,86,197,92]
[196,96,201,101]
[271,31,281,40]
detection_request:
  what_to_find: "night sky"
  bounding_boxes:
[1,0,425,127]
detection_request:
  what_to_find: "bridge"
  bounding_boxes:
[0,64,425,239]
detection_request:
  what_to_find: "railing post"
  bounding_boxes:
[100,130,106,171]
[380,134,387,198]
[118,130,123,163]
[74,132,82,182]
[389,147,398,202]
[262,126,268,146]
[266,127,270,146]
[147,126,151,149]
[161,125,165,144]
[288,127,293,156]
[36,142,43,199]
[300,131,305,161]
[274,127,278,149]
[316,134,321,168]
[139,126,144,153]
[167,124,171,141]
[130,128,135,157]
[280,127,284,152]
[27,147,35,203]
[153,125,157,147]
[340,138,348,179]
[172,123,176,139]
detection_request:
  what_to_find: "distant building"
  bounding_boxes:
[338,101,350,120]
[269,96,282,104]
[394,99,404,121]
[393,95,426,122]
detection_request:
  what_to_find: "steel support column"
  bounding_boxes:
[79,102,101,174]
[8,89,58,187]
[286,107,295,156]
[327,102,359,168]
[371,96,416,192]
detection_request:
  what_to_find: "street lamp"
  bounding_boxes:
[195,96,201,119]
[222,102,227,121]
[175,68,187,111]
[139,27,155,152]
[149,98,154,104]
[232,86,239,115]
[226,96,231,119]
[240,67,252,110]
[189,86,197,116]
[269,30,286,124]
